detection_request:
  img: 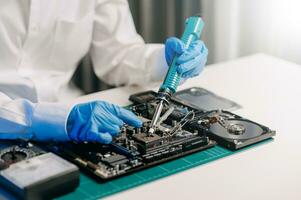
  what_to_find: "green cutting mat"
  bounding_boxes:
[56,142,270,200]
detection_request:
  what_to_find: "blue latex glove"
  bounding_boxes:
[67,101,142,144]
[165,37,208,79]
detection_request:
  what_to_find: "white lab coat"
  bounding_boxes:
[0,0,167,140]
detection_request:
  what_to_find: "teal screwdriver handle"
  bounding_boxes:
[160,15,204,94]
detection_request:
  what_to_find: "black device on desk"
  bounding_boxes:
[45,87,275,180]
[173,87,242,111]
[0,141,79,200]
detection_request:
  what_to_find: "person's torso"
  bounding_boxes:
[0,0,95,102]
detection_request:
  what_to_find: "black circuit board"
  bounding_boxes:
[47,90,275,180]
[49,100,217,180]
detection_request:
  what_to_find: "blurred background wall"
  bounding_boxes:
[74,0,301,93]
[202,0,301,64]
[128,0,202,43]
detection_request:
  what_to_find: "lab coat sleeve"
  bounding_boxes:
[0,92,70,141]
[90,0,169,86]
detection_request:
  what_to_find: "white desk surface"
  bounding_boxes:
[72,54,301,200]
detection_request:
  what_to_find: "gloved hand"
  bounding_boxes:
[67,101,142,144]
[165,37,208,79]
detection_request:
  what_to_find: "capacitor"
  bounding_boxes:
[129,140,135,149]
[136,128,141,134]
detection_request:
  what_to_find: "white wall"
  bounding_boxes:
[202,0,301,65]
